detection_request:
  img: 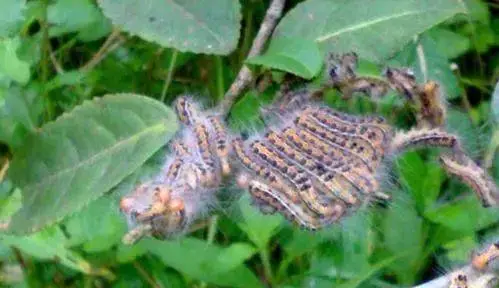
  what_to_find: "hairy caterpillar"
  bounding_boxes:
[120,96,232,244]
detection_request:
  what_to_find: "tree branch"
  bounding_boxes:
[220,0,286,116]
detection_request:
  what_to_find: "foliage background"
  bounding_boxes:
[0,0,498,287]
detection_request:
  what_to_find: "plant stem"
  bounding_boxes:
[259,247,275,286]
[207,215,218,244]
[0,157,9,182]
[81,28,123,71]
[200,216,219,288]
[160,49,179,103]
[133,261,160,288]
[240,6,254,65]
[215,57,225,102]
[41,0,53,121]
[484,129,499,169]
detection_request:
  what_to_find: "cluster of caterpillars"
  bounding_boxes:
[119,53,499,243]
[120,98,231,244]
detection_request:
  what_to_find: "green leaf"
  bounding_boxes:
[280,228,327,261]
[0,38,31,85]
[446,109,483,157]
[4,86,43,131]
[459,23,496,53]
[143,237,261,288]
[443,236,477,263]
[383,192,425,284]
[236,194,282,249]
[458,0,490,24]
[0,0,26,38]
[116,243,147,263]
[396,152,443,212]
[274,0,464,63]
[7,94,178,234]
[97,0,242,55]
[76,15,113,42]
[48,0,105,37]
[391,34,461,99]
[64,194,127,253]
[336,211,372,274]
[0,189,22,221]
[310,212,373,278]
[427,28,471,59]
[246,37,323,79]
[45,71,88,92]
[424,195,499,232]
[1,227,93,273]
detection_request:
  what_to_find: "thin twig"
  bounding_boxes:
[133,261,161,288]
[206,215,218,244]
[160,49,179,102]
[0,157,9,182]
[48,42,64,74]
[81,28,124,71]
[220,0,286,115]
[200,216,219,288]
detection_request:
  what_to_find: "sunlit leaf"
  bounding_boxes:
[246,37,323,79]
[274,0,464,63]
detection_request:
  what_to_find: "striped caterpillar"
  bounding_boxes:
[120,96,231,244]
[231,53,498,230]
[119,54,498,242]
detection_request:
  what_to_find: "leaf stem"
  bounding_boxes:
[160,49,179,103]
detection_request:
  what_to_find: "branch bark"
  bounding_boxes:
[220,0,286,116]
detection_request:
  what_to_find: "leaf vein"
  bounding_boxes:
[316,9,456,43]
